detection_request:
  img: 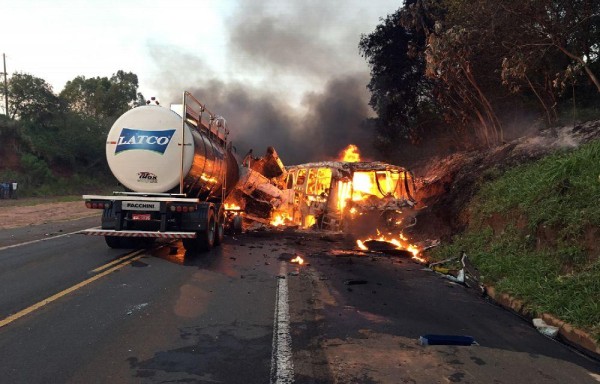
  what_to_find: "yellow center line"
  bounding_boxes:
[0,252,146,329]
[90,249,146,273]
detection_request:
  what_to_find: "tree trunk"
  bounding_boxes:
[462,63,503,145]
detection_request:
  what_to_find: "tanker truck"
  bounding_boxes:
[82,92,241,252]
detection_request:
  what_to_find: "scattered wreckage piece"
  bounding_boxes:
[429,251,483,290]
[224,147,290,230]
[359,240,414,258]
[533,318,560,338]
[418,334,478,346]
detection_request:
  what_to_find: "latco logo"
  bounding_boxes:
[115,128,176,154]
[137,172,158,183]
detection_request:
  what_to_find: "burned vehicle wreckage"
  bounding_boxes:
[225,146,418,234]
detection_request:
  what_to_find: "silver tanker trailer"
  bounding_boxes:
[82,92,241,252]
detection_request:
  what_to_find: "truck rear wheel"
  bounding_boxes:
[232,214,243,234]
[183,209,216,252]
[106,236,155,249]
[214,212,225,246]
[105,236,123,248]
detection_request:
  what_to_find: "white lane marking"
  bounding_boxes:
[270,262,294,384]
[0,230,82,252]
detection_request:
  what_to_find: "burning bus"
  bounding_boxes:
[224,144,417,234]
[223,144,425,261]
[271,145,417,233]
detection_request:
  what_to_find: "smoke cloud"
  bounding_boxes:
[148,0,399,164]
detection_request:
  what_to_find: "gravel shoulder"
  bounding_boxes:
[0,200,99,230]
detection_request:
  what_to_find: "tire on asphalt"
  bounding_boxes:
[104,236,123,249]
[183,209,216,253]
[232,214,243,234]
[214,211,225,246]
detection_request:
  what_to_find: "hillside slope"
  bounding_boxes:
[410,120,600,349]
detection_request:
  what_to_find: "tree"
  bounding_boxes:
[359,3,443,153]
[7,73,61,125]
[499,0,600,123]
[362,0,600,152]
[60,70,144,121]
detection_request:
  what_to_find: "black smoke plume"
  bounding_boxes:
[148,0,399,164]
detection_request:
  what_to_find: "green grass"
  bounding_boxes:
[432,139,600,340]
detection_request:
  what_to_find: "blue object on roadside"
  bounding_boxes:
[0,182,8,199]
[419,334,478,346]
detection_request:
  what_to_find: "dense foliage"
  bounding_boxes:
[361,0,600,152]
[432,140,600,340]
[0,71,145,196]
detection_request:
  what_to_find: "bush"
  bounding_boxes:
[20,153,53,188]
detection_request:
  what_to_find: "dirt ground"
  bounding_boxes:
[0,200,99,229]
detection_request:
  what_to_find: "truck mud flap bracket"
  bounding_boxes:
[80,228,197,239]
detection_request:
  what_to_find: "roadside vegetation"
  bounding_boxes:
[360,0,600,161]
[431,140,600,340]
[0,71,143,197]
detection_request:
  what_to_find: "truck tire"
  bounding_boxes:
[183,209,216,252]
[128,237,155,248]
[105,236,123,248]
[232,214,243,234]
[198,209,216,251]
[214,212,225,246]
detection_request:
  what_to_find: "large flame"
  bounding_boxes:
[224,203,241,210]
[356,230,425,263]
[352,172,376,200]
[339,144,361,162]
[271,213,286,227]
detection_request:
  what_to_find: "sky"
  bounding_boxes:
[0,0,401,163]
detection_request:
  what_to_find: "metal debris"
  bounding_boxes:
[533,318,559,338]
[418,334,478,346]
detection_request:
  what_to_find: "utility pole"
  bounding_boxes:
[2,53,8,116]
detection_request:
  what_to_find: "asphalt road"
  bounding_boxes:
[0,219,599,383]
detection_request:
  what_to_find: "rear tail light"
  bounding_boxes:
[86,201,111,209]
[169,204,196,213]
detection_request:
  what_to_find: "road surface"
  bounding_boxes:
[0,217,599,383]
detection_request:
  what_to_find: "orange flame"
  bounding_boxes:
[339,144,361,162]
[290,255,304,265]
[224,203,241,210]
[356,231,425,263]
[270,213,286,227]
[357,239,368,250]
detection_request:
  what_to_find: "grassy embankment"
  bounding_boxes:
[432,140,600,340]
